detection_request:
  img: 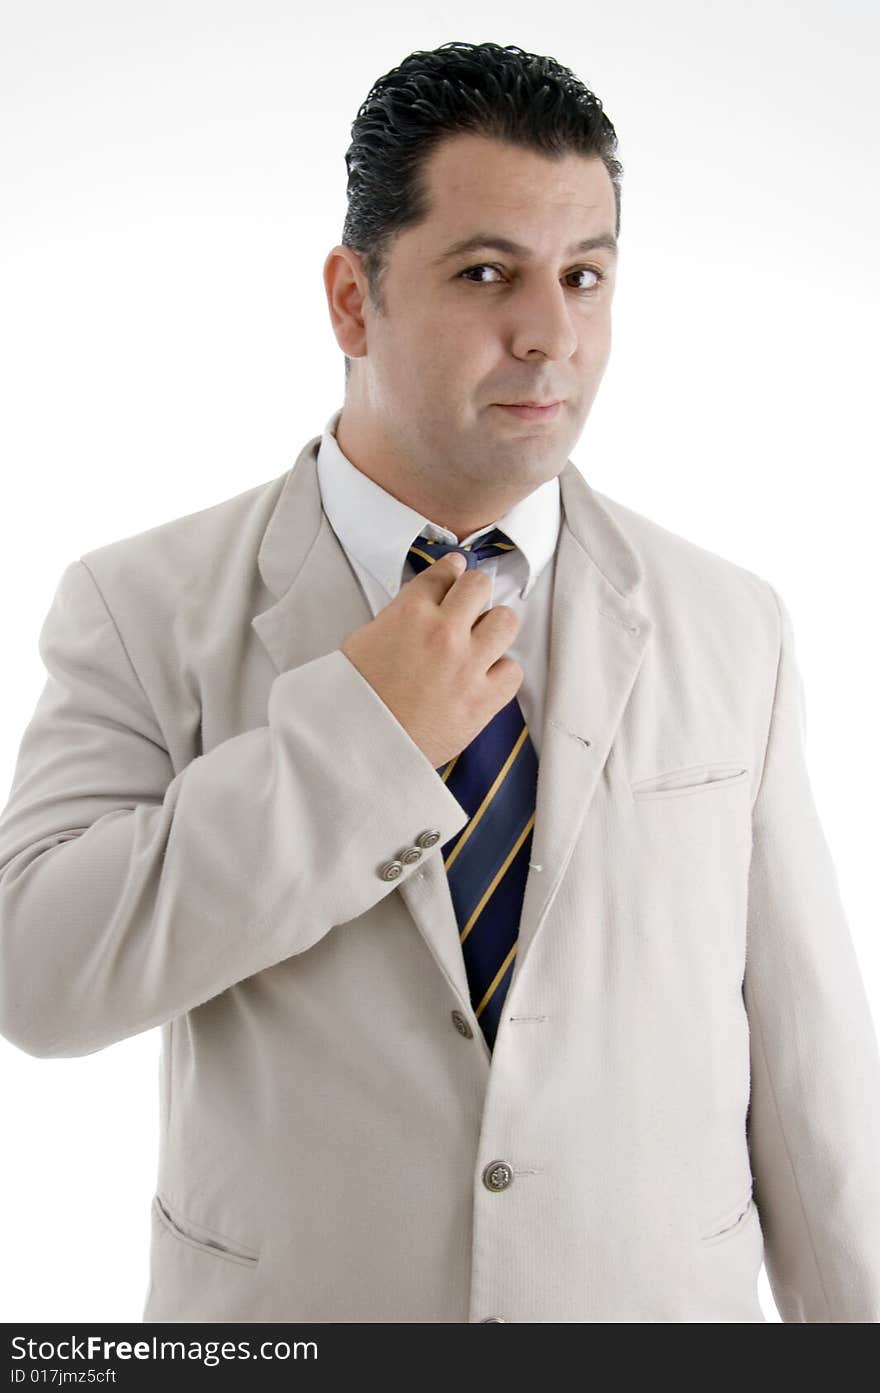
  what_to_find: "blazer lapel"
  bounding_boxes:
[250,433,654,1013]
[511,464,654,979]
[251,435,475,1003]
[251,435,371,677]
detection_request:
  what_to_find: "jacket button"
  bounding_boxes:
[482,1160,513,1191]
[415,829,441,848]
[399,846,423,864]
[379,860,403,881]
[451,1010,473,1038]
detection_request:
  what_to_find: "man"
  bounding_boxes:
[1,40,878,1323]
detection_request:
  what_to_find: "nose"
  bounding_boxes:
[508,279,579,362]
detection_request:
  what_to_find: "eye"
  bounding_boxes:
[458,263,606,293]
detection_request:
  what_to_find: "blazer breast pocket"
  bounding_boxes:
[630,762,749,802]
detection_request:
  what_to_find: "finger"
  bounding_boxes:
[412,549,468,599]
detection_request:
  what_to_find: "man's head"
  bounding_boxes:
[323,41,623,539]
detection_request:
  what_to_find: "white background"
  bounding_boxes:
[1,0,878,1323]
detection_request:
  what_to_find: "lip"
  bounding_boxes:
[494,401,562,421]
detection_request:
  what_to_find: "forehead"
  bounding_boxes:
[418,131,615,222]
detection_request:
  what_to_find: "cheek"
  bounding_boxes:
[590,307,613,354]
[404,327,486,397]
[573,320,611,376]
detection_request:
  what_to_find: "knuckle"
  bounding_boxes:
[425,611,456,651]
[503,655,523,682]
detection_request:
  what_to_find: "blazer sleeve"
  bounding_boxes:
[0,558,468,1059]
[743,581,880,1322]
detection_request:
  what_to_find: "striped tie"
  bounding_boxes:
[406,528,539,1052]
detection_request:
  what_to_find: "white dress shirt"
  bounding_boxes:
[315,405,562,759]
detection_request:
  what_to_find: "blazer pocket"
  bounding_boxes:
[699,1182,756,1245]
[631,762,749,802]
[152,1192,259,1267]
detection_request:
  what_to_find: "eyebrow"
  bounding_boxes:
[430,231,619,266]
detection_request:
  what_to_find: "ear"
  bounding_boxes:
[323,245,368,362]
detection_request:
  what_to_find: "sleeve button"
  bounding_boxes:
[451,1010,473,1038]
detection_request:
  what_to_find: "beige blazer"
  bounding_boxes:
[1,434,878,1323]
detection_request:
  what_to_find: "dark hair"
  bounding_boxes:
[339,40,623,383]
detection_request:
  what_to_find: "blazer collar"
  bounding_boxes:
[314,406,560,602]
[256,430,645,605]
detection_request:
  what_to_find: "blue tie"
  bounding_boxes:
[406,527,539,1052]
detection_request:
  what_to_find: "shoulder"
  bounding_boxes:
[592,485,784,667]
[77,470,289,604]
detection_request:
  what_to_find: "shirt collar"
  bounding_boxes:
[315,406,560,601]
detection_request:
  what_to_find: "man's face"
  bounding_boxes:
[348,132,618,501]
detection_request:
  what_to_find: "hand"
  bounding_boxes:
[341,551,523,769]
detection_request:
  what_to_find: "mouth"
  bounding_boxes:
[493,401,562,421]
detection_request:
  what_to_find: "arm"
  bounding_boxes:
[743,581,880,1321]
[0,558,467,1058]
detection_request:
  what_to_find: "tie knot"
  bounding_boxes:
[407,526,516,575]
